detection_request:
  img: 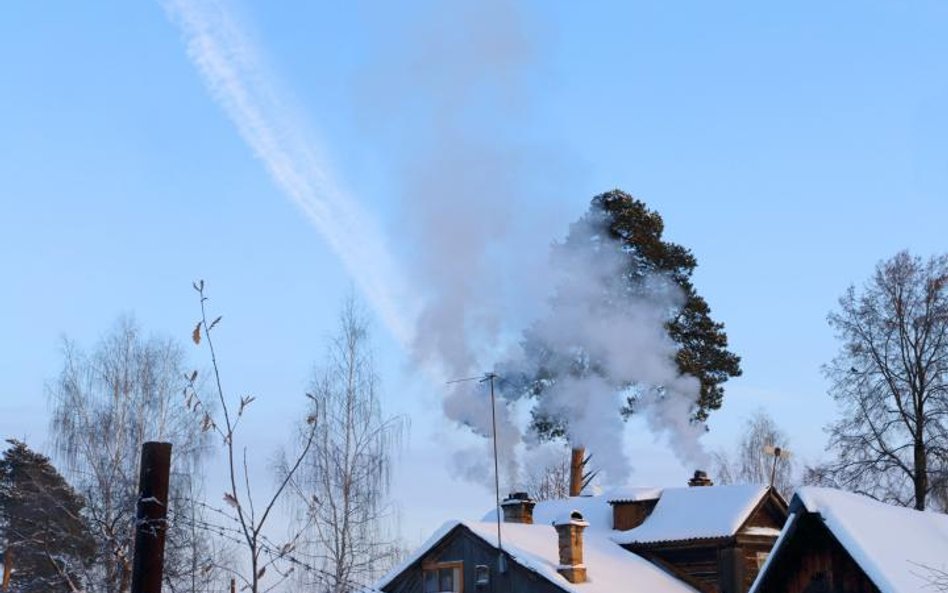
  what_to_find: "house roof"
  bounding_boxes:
[603,486,663,503]
[611,484,772,545]
[751,487,948,593]
[483,495,617,531]
[378,484,785,592]
[376,518,700,593]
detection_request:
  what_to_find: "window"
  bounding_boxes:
[474,564,490,587]
[423,561,462,593]
[755,551,770,570]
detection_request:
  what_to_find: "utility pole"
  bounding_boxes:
[131,442,173,593]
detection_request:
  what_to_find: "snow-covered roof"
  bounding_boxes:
[612,484,770,545]
[603,486,663,503]
[376,518,699,593]
[751,487,948,593]
[483,496,616,531]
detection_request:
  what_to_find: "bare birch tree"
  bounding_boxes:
[183,281,317,593]
[712,410,796,499]
[521,448,571,502]
[820,251,948,510]
[289,298,405,593]
[48,316,214,593]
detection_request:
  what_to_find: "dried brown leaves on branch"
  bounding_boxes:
[182,281,319,593]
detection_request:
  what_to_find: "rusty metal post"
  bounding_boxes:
[131,442,172,593]
[569,447,585,497]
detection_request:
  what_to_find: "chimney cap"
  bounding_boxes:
[554,510,589,527]
[501,492,536,506]
[688,470,714,487]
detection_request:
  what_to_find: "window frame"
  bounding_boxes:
[422,560,464,593]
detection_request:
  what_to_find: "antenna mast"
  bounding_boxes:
[763,444,792,489]
[483,372,507,573]
[448,372,507,574]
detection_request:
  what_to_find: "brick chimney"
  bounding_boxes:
[501,492,536,524]
[688,469,713,487]
[554,510,588,584]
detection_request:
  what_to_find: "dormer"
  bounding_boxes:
[606,487,662,531]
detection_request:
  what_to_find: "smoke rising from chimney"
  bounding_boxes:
[496,218,709,484]
[356,0,558,487]
[171,0,713,491]
[358,0,710,489]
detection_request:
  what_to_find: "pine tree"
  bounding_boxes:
[592,190,742,421]
[505,189,742,441]
[0,440,95,593]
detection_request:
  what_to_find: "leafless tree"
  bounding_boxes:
[48,316,215,593]
[522,449,571,502]
[183,281,317,593]
[163,472,233,593]
[288,298,406,593]
[713,410,796,500]
[911,562,948,591]
[820,251,948,511]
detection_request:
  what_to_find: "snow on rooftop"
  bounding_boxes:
[483,495,616,531]
[612,484,769,545]
[782,487,948,593]
[379,484,778,592]
[603,485,663,503]
[374,520,462,590]
[466,521,698,593]
[376,518,699,593]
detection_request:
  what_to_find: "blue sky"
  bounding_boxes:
[2,0,948,541]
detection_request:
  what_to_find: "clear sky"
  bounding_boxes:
[2,0,948,544]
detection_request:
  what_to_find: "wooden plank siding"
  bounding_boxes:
[636,543,723,592]
[612,499,659,531]
[735,537,777,593]
[382,525,568,593]
[621,489,788,593]
[751,513,880,593]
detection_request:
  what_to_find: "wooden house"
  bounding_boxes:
[376,515,699,593]
[377,475,789,593]
[611,478,787,593]
[750,487,948,593]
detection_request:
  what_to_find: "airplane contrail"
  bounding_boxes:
[162,0,416,347]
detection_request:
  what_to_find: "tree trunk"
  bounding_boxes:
[2,547,12,592]
[569,448,585,497]
[914,438,928,510]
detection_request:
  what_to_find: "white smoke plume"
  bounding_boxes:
[498,219,709,485]
[358,0,552,487]
[166,0,711,490]
[358,4,711,487]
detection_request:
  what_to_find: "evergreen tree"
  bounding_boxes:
[593,190,742,421]
[504,189,742,443]
[0,440,95,593]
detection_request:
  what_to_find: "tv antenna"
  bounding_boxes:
[447,372,507,573]
[763,445,792,489]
